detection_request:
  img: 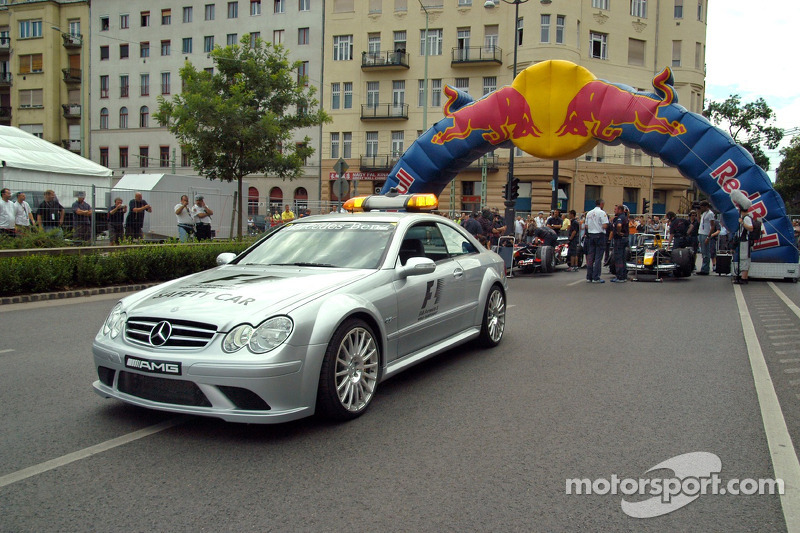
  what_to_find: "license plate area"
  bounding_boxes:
[125,355,182,375]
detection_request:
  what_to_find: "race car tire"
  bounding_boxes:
[536,245,555,273]
[316,318,380,421]
[576,245,584,268]
[671,248,694,278]
[478,284,506,347]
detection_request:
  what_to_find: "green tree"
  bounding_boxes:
[775,136,800,211]
[155,35,330,238]
[703,94,784,171]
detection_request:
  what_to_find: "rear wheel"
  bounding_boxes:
[316,318,380,421]
[536,245,555,273]
[671,248,694,277]
[478,285,506,347]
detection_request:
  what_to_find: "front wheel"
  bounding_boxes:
[478,285,506,347]
[316,318,380,421]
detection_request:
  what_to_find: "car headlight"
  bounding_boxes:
[249,316,293,354]
[102,303,127,339]
[222,324,254,353]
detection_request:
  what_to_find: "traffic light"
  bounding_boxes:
[509,178,520,200]
[502,182,510,201]
[642,198,650,214]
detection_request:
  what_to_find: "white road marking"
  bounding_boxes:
[0,349,14,354]
[770,282,800,321]
[784,369,800,374]
[768,335,800,340]
[779,359,800,364]
[566,279,588,286]
[734,284,800,533]
[0,417,186,489]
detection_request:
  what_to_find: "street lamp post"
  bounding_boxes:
[418,0,430,132]
[485,0,528,235]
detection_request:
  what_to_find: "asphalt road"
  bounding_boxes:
[1,270,799,532]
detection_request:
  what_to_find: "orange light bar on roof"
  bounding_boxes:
[342,193,439,213]
[343,196,367,212]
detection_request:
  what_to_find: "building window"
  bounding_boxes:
[672,40,681,67]
[18,90,43,108]
[391,131,404,156]
[250,32,260,48]
[697,0,703,21]
[420,28,443,56]
[592,0,609,9]
[119,107,128,128]
[631,0,647,18]
[140,106,149,128]
[99,17,110,32]
[100,148,109,167]
[100,108,109,130]
[183,38,192,53]
[227,33,238,45]
[299,0,310,11]
[18,54,43,74]
[455,77,469,92]
[674,0,683,18]
[251,0,262,15]
[431,79,442,107]
[120,75,129,97]
[333,35,353,61]
[556,15,565,44]
[119,147,128,168]
[590,32,607,59]
[120,44,129,58]
[483,76,496,96]
[342,132,352,158]
[141,74,149,96]
[162,9,172,24]
[141,11,150,27]
[367,81,380,108]
[695,41,702,69]
[274,0,285,13]
[204,36,215,52]
[344,82,353,108]
[418,79,425,107]
[205,4,215,20]
[160,146,170,167]
[331,83,340,109]
[161,72,170,94]
[365,132,379,157]
[100,46,110,60]
[297,61,309,86]
[368,33,381,55]
[273,30,284,44]
[181,148,191,167]
[140,42,150,58]
[298,27,309,45]
[184,6,193,22]
[540,14,550,43]
[228,1,239,18]
[120,14,130,29]
[140,147,149,167]
[628,38,645,66]
[161,40,171,55]
[100,76,109,98]
[330,132,340,158]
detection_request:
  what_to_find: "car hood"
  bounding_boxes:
[124,266,373,327]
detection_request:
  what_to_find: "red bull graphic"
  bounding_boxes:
[379,60,796,267]
[556,68,686,142]
[432,86,542,145]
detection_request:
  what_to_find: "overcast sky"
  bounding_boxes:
[704,0,799,177]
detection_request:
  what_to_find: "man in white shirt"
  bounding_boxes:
[14,192,35,233]
[175,195,194,242]
[191,196,214,240]
[584,198,609,283]
[514,215,525,243]
[534,211,546,231]
[0,188,15,237]
[697,200,715,275]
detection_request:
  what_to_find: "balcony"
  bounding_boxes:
[451,46,503,67]
[0,72,11,86]
[62,33,83,50]
[0,106,11,122]
[62,68,81,84]
[61,139,81,153]
[360,103,409,120]
[360,153,400,172]
[465,154,500,172]
[361,50,409,70]
[0,37,9,54]
[62,103,81,119]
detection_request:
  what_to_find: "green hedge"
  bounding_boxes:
[0,243,251,296]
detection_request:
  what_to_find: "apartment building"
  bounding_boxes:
[89,0,324,214]
[322,0,708,215]
[0,0,89,157]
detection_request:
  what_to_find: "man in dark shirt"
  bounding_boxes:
[71,192,92,244]
[36,189,64,238]
[532,226,558,247]
[567,209,581,271]
[125,192,152,240]
[463,211,482,237]
[107,197,127,245]
[610,205,629,282]
[667,211,690,249]
[546,209,563,234]
[477,209,494,241]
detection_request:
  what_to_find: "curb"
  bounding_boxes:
[0,284,159,306]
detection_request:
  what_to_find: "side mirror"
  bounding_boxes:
[399,256,436,278]
[216,252,237,266]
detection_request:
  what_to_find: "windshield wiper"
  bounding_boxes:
[270,262,337,268]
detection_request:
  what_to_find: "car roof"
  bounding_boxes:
[293,211,446,225]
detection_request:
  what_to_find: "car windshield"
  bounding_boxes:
[239,220,397,269]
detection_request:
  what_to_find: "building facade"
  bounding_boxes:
[321,0,708,216]
[0,0,89,157]
[88,0,324,215]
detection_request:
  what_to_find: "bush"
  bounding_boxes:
[0,242,250,296]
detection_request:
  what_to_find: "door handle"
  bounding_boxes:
[453,267,464,279]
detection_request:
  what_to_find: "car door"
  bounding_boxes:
[436,221,484,329]
[393,222,466,358]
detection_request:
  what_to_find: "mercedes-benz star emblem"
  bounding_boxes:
[149,321,173,346]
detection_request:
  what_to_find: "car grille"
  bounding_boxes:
[125,317,217,349]
[117,371,212,407]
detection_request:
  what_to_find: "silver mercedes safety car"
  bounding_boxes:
[92,193,508,423]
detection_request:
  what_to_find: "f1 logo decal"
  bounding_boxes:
[421,279,443,309]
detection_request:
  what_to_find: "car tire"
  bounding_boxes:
[478,285,506,348]
[316,318,380,421]
[576,245,584,268]
[536,245,555,273]
[671,248,694,277]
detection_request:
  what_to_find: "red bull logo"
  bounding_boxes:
[432,86,542,145]
[556,68,686,142]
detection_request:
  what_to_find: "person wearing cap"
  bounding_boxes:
[697,200,714,275]
[191,196,214,240]
[71,192,93,245]
[462,211,482,237]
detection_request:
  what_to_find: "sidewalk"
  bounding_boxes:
[0,283,158,305]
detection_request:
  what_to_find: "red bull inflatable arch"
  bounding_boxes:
[380,60,798,267]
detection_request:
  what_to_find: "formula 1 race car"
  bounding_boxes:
[615,233,694,281]
[555,236,583,269]
[512,242,556,274]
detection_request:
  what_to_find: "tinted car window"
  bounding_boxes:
[437,222,478,257]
